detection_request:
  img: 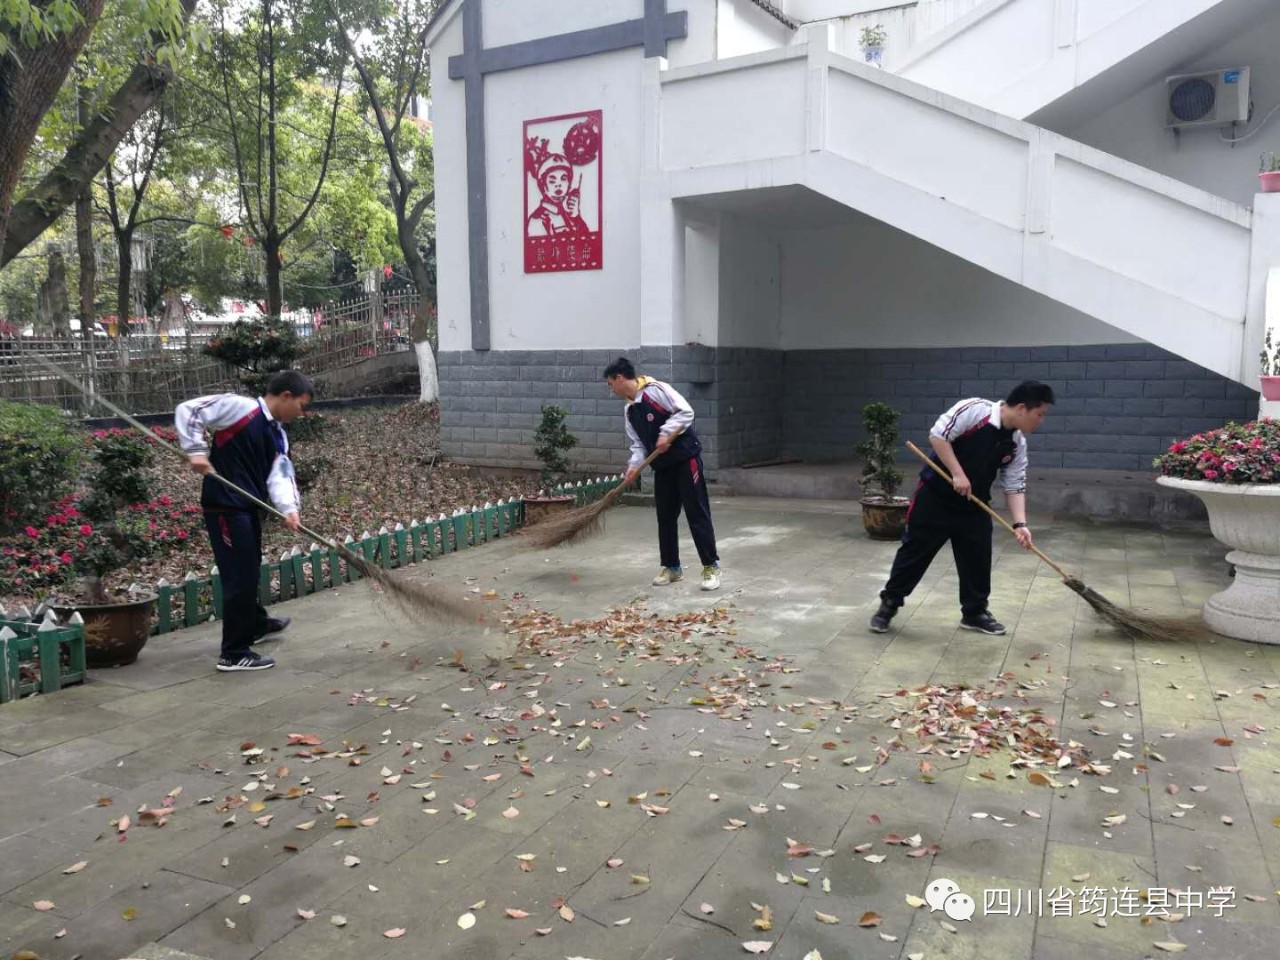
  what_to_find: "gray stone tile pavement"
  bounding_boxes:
[2,497,1278,960]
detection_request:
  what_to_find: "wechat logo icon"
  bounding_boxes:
[924,878,976,921]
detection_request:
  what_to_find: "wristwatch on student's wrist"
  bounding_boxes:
[1012,522,1028,529]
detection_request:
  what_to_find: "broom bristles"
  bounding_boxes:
[339,546,486,625]
[521,485,627,550]
[1063,576,1205,643]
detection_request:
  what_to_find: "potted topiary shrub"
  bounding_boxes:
[51,429,158,666]
[524,404,579,524]
[1260,152,1280,194]
[1154,419,1280,644]
[857,402,910,539]
[859,23,887,65]
[1260,327,1280,400]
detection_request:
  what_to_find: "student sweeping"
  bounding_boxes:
[175,371,313,672]
[603,357,721,591]
[869,381,1055,636]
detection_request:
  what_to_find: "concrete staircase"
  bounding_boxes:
[654,35,1266,385]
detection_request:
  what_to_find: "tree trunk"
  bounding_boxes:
[400,217,438,402]
[407,275,438,404]
[76,187,96,334]
[0,3,104,260]
[0,0,198,267]
[116,228,134,335]
[264,234,283,318]
[74,84,96,338]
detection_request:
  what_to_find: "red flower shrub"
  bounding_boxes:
[1154,419,1280,485]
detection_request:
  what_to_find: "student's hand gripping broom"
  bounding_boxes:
[903,441,1203,642]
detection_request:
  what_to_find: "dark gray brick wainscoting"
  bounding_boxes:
[438,343,1256,474]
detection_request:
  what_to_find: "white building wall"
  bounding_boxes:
[717,0,795,58]
[777,219,1138,349]
[432,0,781,354]
[718,213,783,348]
[431,11,471,353]
[1061,11,1280,208]
[785,0,988,67]
[485,47,645,351]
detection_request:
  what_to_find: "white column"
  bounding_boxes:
[1261,267,1280,419]
[639,56,679,348]
[1246,196,1280,418]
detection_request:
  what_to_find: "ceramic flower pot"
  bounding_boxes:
[1260,375,1280,401]
[51,594,156,667]
[1259,171,1280,194]
[1156,477,1280,643]
[860,497,909,540]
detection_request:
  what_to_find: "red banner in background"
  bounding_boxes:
[524,110,603,274]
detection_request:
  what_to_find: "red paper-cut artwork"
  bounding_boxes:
[524,109,602,273]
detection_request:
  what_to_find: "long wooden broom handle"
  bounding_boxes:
[903,440,1073,581]
[29,353,340,549]
[622,428,685,488]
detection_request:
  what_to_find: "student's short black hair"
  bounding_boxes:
[603,357,636,380]
[1005,380,1055,409]
[265,370,314,398]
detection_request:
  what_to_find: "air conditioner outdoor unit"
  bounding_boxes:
[1165,67,1250,129]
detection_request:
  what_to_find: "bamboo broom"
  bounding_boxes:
[904,441,1204,643]
[521,442,673,550]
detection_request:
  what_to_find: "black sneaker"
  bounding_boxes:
[868,602,898,634]
[251,616,291,644]
[960,612,1006,636]
[217,652,276,672]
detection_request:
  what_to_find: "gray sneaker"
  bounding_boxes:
[217,652,276,672]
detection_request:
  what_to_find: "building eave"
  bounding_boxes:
[423,0,463,49]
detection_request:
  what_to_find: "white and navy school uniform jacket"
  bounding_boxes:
[921,398,1029,505]
[623,377,702,472]
[175,394,300,515]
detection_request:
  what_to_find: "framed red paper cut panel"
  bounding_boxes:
[524,109,603,274]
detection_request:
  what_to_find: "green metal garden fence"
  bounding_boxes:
[0,616,88,703]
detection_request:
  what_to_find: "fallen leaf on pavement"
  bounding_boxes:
[297,908,316,920]
[858,911,883,927]
[384,928,406,938]
[458,912,476,930]
[33,900,55,911]
[62,861,87,874]
[742,942,773,954]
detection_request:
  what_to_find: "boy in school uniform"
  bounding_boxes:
[603,357,722,591]
[869,381,1055,636]
[175,370,312,672]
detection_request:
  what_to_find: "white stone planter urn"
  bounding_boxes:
[1157,476,1280,643]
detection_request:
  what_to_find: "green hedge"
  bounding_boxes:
[0,400,84,534]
